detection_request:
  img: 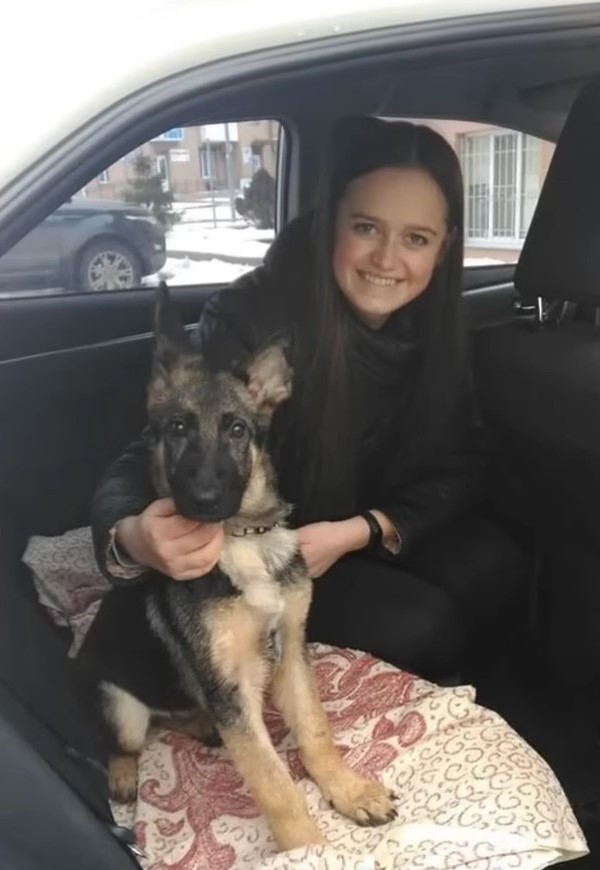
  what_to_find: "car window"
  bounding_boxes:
[0,120,281,298]
[396,119,555,267]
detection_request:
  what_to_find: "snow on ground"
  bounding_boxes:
[173,200,241,224]
[143,256,255,287]
[173,199,274,231]
[167,223,273,259]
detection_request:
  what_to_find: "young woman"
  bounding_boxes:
[92,116,525,681]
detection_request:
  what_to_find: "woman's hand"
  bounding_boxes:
[116,498,224,581]
[296,517,370,578]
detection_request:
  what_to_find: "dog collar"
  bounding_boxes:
[230,522,283,538]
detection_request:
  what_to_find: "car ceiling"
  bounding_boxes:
[190,40,600,143]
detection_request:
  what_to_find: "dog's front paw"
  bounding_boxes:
[329,773,396,826]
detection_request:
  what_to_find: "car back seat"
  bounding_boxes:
[473,76,600,692]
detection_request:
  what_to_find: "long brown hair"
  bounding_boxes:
[291,116,466,522]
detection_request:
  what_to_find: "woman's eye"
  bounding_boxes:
[230,419,247,439]
[353,221,377,237]
[407,233,428,247]
[168,419,186,436]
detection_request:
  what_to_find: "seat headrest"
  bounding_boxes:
[515,77,600,305]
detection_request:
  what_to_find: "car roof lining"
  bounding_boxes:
[187,42,600,141]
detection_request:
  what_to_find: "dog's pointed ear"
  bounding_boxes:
[153,283,190,371]
[245,343,293,419]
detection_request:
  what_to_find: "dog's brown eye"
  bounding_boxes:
[168,419,186,436]
[230,419,247,439]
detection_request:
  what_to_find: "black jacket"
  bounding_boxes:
[91,214,485,579]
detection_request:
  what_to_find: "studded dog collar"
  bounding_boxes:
[230,522,283,538]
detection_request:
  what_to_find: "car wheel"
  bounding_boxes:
[78,240,141,291]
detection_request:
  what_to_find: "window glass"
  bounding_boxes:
[0,120,281,298]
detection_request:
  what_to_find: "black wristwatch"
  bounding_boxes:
[361,511,383,552]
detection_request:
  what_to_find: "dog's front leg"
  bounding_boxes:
[218,694,326,851]
[207,602,325,852]
[273,583,396,827]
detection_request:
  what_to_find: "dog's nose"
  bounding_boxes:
[191,487,220,513]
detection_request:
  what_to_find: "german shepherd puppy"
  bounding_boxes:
[80,287,395,851]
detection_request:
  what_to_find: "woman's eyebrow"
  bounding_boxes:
[350,211,379,222]
[350,212,438,236]
[405,224,438,236]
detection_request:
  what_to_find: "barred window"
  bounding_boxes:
[459,130,541,243]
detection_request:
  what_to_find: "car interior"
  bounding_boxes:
[3,4,600,868]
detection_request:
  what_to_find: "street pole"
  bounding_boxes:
[224,123,236,221]
[206,139,217,228]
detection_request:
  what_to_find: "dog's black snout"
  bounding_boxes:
[172,448,243,522]
[191,486,220,512]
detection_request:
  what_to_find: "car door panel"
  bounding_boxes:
[0,285,218,537]
[0,284,215,362]
[0,260,516,360]
[0,332,153,536]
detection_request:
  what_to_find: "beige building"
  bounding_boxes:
[83,119,279,203]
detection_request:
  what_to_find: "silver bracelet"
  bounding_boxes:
[110,526,141,570]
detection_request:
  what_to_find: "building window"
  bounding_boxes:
[98,169,109,184]
[459,131,541,244]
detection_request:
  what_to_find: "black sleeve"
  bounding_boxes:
[90,432,155,583]
[379,426,487,558]
[377,387,488,558]
[194,267,286,367]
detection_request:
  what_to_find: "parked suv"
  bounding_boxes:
[0,198,166,294]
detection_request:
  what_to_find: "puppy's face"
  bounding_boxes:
[146,288,292,523]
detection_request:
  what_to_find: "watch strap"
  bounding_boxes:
[360,511,383,552]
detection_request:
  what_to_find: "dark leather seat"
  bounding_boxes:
[473,77,600,691]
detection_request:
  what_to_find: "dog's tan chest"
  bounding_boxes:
[218,527,297,624]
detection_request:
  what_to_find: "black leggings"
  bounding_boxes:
[306,516,528,681]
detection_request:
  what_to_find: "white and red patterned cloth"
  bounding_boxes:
[24,527,588,870]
